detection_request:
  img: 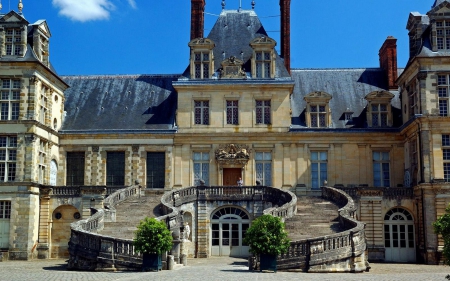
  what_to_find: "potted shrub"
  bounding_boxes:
[133,217,173,271]
[243,214,290,272]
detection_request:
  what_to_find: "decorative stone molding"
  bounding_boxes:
[132,145,139,153]
[417,71,427,80]
[92,146,99,153]
[357,188,383,197]
[215,143,251,167]
[24,134,36,144]
[220,56,246,79]
[40,187,52,199]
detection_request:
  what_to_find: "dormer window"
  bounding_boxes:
[188,38,215,79]
[250,36,276,79]
[345,112,353,121]
[365,91,394,128]
[304,91,332,128]
[5,28,22,56]
[435,20,450,50]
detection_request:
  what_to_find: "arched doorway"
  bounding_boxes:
[210,206,250,257]
[51,205,81,258]
[384,207,416,262]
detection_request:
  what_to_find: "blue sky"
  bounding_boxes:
[12,0,433,75]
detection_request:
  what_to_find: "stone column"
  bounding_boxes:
[196,199,209,258]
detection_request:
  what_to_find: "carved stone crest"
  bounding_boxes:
[220,56,246,79]
[215,144,251,167]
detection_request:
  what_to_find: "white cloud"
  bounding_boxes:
[52,0,115,22]
[127,0,137,9]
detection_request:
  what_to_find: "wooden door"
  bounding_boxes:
[223,168,241,186]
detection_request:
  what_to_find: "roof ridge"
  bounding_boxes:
[61,74,182,79]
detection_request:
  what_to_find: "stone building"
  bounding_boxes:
[0,0,449,265]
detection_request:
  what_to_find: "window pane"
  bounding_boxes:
[147,152,165,189]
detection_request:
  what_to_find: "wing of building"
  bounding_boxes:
[0,0,448,266]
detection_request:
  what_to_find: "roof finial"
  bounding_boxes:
[18,0,23,13]
[238,0,242,12]
[222,0,225,10]
[251,0,255,9]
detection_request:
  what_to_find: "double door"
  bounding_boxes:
[211,221,249,257]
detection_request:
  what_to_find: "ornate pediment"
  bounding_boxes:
[365,90,394,101]
[215,144,251,167]
[304,91,332,102]
[220,56,246,79]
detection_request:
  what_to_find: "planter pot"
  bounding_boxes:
[260,253,277,272]
[142,253,162,271]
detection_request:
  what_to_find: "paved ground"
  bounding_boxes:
[0,257,449,281]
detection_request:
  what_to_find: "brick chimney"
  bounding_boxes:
[280,0,291,73]
[191,0,205,40]
[379,36,398,90]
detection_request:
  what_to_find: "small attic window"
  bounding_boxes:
[188,38,215,80]
[250,36,277,79]
[5,28,23,56]
[304,91,332,128]
[344,110,353,121]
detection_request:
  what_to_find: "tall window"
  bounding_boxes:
[256,100,271,124]
[407,81,419,117]
[106,152,125,186]
[443,135,450,182]
[194,100,209,125]
[40,86,48,125]
[310,104,327,127]
[193,152,209,186]
[438,74,450,116]
[371,104,388,127]
[436,21,450,50]
[255,152,272,186]
[1,79,20,121]
[66,152,85,186]
[373,151,390,187]
[255,51,271,78]
[5,29,22,56]
[194,51,210,79]
[38,140,46,184]
[0,136,16,182]
[311,151,327,189]
[147,152,165,189]
[226,100,238,125]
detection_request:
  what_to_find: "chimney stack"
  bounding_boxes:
[280,0,291,73]
[379,36,398,90]
[191,0,205,40]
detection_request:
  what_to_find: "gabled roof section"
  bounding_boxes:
[290,68,401,129]
[181,9,290,79]
[432,0,450,10]
[32,19,51,38]
[60,75,180,133]
[0,10,28,24]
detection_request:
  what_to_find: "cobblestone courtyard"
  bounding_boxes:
[0,257,448,281]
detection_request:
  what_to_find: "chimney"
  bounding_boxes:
[379,36,398,90]
[280,0,291,73]
[191,0,205,40]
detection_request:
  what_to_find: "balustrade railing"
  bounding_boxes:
[334,185,414,200]
[274,186,367,272]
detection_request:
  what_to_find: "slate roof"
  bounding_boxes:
[433,0,448,8]
[290,68,401,129]
[181,9,290,79]
[60,75,179,133]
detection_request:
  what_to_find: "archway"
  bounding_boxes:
[210,206,250,257]
[51,205,81,258]
[384,207,416,262]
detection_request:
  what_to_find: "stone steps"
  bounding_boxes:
[286,196,341,241]
[100,189,166,240]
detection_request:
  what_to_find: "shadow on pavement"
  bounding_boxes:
[42,263,68,271]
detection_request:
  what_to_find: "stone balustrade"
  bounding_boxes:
[274,186,368,272]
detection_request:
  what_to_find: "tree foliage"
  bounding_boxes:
[433,205,450,266]
[133,217,173,254]
[243,214,290,256]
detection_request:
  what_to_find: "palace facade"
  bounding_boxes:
[0,0,449,265]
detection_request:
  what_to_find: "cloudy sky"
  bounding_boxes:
[8,0,433,75]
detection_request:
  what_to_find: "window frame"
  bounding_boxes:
[5,28,22,56]
[66,152,85,186]
[435,20,450,50]
[0,136,17,182]
[226,100,239,125]
[255,151,272,186]
[255,100,271,125]
[146,152,166,189]
[371,103,389,127]
[443,135,450,182]
[438,74,450,116]
[0,79,20,121]
[309,104,328,128]
[106,151,125,186]
[193,151,210,186]
[373,151,391,187]
[310,151,327,189]
[194,100,210,125]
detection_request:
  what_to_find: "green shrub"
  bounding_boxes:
[244,214,290,256]
[434,205,450,266]
[133,217,173,254]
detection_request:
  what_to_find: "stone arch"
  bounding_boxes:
[383,207,416,262]
[51,205,81,258]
